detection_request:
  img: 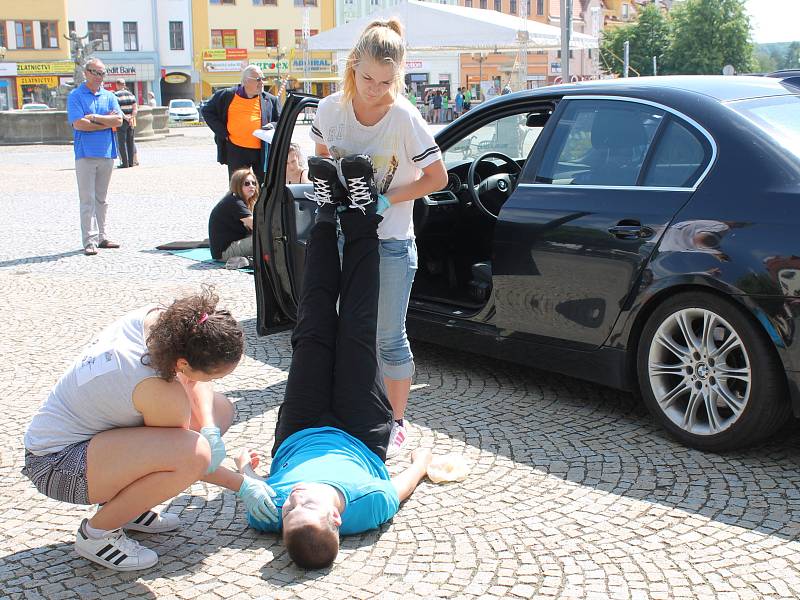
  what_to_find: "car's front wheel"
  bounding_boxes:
[637,291,790,451]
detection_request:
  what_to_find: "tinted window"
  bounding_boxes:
[642,118,708,187]
[536,100,664,186]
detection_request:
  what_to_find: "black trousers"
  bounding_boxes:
[116,121,136,168]
[272,212,393,461]
[226,142,264,185]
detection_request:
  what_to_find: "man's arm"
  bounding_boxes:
[391,448,432,502]
[202,90,228,137]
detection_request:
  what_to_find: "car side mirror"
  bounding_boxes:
[526,110,552,128]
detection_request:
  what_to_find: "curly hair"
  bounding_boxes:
[144,288,244,380]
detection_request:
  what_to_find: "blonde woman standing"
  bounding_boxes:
[308,19,448,458]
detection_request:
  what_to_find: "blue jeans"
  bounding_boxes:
[377,239,418,380]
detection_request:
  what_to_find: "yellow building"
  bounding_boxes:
[194,0,335,100]
[0,0,70,109]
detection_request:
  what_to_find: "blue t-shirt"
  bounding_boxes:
[67,83,120,160]
[248,427,400,536]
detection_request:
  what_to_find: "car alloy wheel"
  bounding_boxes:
[637,291,790,451]
[648,308,750,436]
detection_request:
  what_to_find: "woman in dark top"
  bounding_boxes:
[208,168,259,261]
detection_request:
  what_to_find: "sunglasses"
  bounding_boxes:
[86,68,106,77]
[247,76,266,83]
[243,180,257,187]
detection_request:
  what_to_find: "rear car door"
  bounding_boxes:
[254,93,319,334]
[492,96,714,348]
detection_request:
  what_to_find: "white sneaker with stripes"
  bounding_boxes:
[75,519,158,571]
[124,510,181,534]
[386,421,408,459]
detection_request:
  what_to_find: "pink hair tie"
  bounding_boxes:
[198,313,209,325]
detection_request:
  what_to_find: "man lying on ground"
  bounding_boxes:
[238,156,433,569]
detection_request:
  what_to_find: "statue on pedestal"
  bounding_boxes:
[64,31,104,87]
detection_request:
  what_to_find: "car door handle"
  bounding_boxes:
[608,224,654,239]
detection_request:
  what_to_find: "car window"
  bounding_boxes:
[443,113,543,167]
[642,118,708,188]
[171,100,194,108]
[730,95,800,159]
[535,100,664,186]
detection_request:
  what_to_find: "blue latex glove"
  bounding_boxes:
[200,426,226,474]
[237,475,279,523]
[377,194,391,215]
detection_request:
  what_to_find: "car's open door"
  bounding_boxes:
[254,92,320,335]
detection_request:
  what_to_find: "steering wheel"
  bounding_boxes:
[467,152,522,220]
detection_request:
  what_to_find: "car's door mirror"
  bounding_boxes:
[526,110,552,128]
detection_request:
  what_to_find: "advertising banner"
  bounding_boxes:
[204,60,246,72]
[17,62,73,75]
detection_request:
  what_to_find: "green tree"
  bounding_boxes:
[600,5,671,77]
[753,48,778,73]
[780,41,800,70]
[669,0,754,74]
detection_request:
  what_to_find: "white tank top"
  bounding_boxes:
[24,306,160,455]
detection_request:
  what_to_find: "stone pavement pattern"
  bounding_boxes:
[1,129,800,600]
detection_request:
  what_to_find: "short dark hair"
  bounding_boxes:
[283,518,339,570]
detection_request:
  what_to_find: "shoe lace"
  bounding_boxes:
[346,176,374,213]
[304,177,336,206]
[108,529,145,556]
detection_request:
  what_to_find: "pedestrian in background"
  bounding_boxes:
[67,58,122,256]
[114,79,137,169]
[464,87,472,111]
[455,87,464,119]
[202,64,281,185]
[147,91,157,107]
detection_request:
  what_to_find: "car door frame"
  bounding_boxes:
[254,92,319,334]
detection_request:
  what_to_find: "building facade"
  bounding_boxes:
[0,0,71,110]
[198,0,335,100]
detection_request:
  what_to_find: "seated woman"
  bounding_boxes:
[286,143,311,185]
[208,168,258,262]
[22,289,278,571]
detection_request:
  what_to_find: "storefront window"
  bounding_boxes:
[40,21,59,49]
[18,77,59,107]
[15,21,34,49]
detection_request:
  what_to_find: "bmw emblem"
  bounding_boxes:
[497,180,508,191]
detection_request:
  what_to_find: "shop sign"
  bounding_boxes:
[291,58,331,73]
[203,48,248,61]
[105,65,137,76]
[550,62,561,74]
[204,60,246,72]
[17,62,73,75]
[164,73,189,84]
[0,63,18,76]
[405,60,424,70]
[251,60,290,74]
[19,76,59,86]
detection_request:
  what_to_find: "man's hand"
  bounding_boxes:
[200,426,226,473]
[237,474,279,523]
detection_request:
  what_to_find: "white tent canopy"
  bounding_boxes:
[307,0,598,53]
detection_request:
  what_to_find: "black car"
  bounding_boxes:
[254,77,800,452]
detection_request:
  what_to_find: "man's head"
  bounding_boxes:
[83,58,106,92]
[116,78,127,89]
[241,64,265,98]
[281,483,342,569]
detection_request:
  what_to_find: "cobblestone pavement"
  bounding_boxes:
[2,129,800,600]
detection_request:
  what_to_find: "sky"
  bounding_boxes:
[745,0,800,44]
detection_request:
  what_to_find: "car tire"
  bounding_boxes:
[636,291,790,451]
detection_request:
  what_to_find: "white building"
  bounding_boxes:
[67,0,194,104]
[334,0,462,101]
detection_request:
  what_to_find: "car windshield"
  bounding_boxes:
[171,100,194,108]
[729,95,800,158]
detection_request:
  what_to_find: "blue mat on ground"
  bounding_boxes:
[164,247,253,273]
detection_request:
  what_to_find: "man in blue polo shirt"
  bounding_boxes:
[233,204,432,570]
[67,58,123,256]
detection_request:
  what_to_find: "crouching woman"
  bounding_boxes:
[22,288,276,571]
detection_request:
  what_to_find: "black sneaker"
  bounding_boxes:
[304,156,347,208]
[340,154,379,214]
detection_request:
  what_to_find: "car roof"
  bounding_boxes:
[506,75,796,103]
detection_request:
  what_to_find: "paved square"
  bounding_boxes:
[1,128,799,599]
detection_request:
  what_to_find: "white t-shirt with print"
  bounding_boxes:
[310,92,441,240]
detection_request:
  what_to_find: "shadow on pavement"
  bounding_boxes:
[0,250,84,268]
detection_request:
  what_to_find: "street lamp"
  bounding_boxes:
[274,45,287,85]
[470,52,487,101]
